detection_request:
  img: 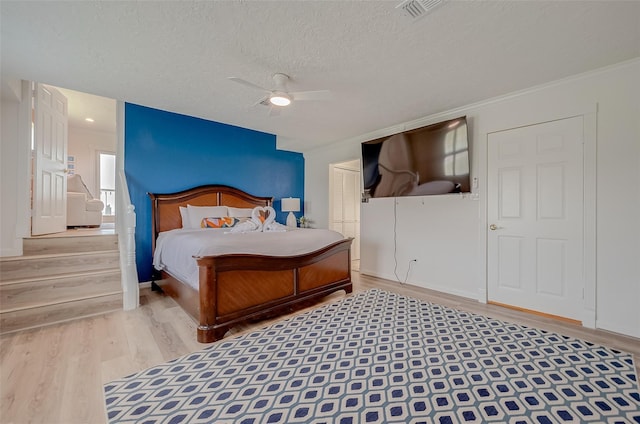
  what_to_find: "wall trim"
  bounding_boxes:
[582,109,598,329]
[16,81,32,240]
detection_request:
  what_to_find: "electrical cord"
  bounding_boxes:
[393,198,415,285]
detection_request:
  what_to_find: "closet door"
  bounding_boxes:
[331,165,361,261]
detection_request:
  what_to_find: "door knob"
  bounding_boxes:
[489,224,498,231]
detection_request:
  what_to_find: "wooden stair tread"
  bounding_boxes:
[1,290,123,313]
[0,268,121,286]
[0,293,123,335]
[24,229,118,240]
[1,252,120,282]
[22,234,118,256]
[0,249,118,262]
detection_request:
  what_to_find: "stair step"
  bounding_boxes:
[0,251,120,282]
[0,292,123,335]
[0,232,125,335]
[22,234,118,256]
[1,270,121,312]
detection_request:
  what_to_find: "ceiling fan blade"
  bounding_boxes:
[289,90,331,101]
[228,77,269,92]
[252,95,270,107]
[268,106,281,117]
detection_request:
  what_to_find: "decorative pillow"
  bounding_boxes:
[179,206,191,229]
[201,216,240,228]
[187,205,228,229]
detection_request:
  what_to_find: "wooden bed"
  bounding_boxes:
[149,185,353,343]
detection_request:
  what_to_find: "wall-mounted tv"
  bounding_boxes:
[362,116,470,199]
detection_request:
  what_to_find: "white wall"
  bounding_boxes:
[68,127,116,198]
[304,59,640,338]
[360,195,481,299]
[592,64,640,337]
[1,97,22,256]
[1,80,30,257]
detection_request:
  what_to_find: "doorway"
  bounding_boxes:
[330,160,361,271]
[55,86,117,228]
[29,83,118,234]
[486,116,584,321]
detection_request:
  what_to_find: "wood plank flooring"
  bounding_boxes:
[1,272,639,424]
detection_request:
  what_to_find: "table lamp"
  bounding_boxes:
[281,197,300,227]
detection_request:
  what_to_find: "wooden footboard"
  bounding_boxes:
[195,238,353,343]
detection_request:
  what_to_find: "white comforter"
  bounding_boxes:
[153,228,345,290]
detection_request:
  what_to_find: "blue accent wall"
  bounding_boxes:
[124,103,304,282]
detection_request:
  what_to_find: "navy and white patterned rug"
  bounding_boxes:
[104,289,640,423]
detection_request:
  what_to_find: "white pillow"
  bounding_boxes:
[227,207,254,218]
[179,206,191,228]
[187,205,228,229]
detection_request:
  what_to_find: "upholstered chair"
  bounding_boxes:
[67,174,104,227]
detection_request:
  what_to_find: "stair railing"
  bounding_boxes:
[116,169,139,310]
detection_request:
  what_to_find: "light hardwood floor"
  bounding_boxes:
[1,272,639,424]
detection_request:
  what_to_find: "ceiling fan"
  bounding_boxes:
[228,73,330,111]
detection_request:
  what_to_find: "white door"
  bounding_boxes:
[331,163,361,261]
[487,116,584,321]
[32,83,68,235]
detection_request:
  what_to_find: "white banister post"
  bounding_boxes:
[120,202,139,310]
[116,101,139,310]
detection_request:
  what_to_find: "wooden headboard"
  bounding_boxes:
[148,185,273,249]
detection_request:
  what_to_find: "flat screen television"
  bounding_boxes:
[361,116,470,199]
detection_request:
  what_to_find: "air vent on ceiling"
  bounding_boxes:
[396,0,444,20]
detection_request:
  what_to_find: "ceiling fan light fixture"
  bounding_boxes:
[269,92,291,107]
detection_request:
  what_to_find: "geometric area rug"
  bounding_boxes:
[104,289,640,423]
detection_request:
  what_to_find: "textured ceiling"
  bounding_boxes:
[2,1,639,152]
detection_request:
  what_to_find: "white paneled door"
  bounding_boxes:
[487,116,584,321]
[32,83,68,235]
[331,164,361,261]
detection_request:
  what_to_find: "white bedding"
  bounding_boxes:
[153,227,346,290]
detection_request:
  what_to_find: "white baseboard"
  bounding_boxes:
[359,268,477,300]
[595,319,640,339]
[138,281,152,289]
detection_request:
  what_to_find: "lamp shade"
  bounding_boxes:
[282,197,300,228]
[281,197,300,212]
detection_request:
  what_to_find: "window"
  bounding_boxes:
[99,152,116,216]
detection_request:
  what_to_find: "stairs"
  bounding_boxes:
[0,234,122,334]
